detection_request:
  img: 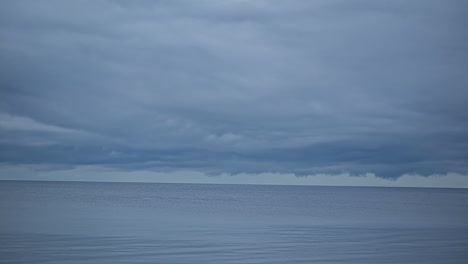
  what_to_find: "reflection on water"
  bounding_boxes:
[2,227,468,264]
[1,181,467,263]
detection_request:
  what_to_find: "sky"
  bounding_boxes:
[1,0,467,187]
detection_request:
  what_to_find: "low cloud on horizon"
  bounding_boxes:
[1,0,467,186]
[2,164,468,189]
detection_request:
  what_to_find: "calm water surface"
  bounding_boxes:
[1,181,467,263]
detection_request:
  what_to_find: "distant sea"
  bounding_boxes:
[1,181,467,263]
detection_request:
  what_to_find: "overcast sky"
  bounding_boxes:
[1,0,467,187]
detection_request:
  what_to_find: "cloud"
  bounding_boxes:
[0,0,467,184]
[1,164,467,188]
[0,113,84,134]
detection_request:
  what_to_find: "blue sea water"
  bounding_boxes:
[0,181,467,263]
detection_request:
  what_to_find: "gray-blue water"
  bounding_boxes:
[1,181,467,263]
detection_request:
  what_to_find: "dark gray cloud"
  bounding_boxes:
[1,0,467,179]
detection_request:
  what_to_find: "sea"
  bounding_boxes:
[0,180,467,263]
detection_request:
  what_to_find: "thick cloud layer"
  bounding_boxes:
[1,0,467,180]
